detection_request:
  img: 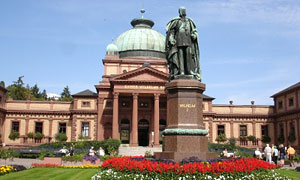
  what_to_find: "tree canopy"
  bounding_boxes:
[59,86,73,101]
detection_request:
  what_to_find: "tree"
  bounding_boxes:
[6,76,29,100]
[60,86,73,101]
[31,84,42,99]
[41,89,47,100]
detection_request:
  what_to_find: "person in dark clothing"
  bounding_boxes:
[69,146,74,156]
[278,144,285,165]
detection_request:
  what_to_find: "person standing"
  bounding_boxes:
[273,146,279,165]
[287,145,296,167]
[264,144,272,163]
[278,144,286,165]
[69,146,74,156]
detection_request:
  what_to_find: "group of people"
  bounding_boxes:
[88,146,105,157]
[255,144,296,167]
[58,146,105,157]
[58,146,74,156]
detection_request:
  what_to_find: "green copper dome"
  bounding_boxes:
[113,10,165,59]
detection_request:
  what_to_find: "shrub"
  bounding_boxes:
[62,153,85,162]
[102,139,121,155]
[27,132,34,138]
[227,137,236,148]
[34,132,45,140]
[261,135,271,143]
[288,131,296,143]
[277,133,285,144]
[247,135,256,142]
[78,134,88,141]
[239,136,248,141]
[216,133,226,143]
[55,133,68,142]
[8,131,20,141]
[39,150,48,160]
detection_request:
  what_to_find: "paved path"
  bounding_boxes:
[0,158,83,169]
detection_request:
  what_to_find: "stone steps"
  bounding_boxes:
[118,144,162,156]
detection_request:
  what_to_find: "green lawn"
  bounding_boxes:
[275,169,300,180]
[0,167,98,180]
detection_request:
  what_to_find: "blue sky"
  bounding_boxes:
[1,0,300,105]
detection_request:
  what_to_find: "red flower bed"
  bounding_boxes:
[102,157,276,174]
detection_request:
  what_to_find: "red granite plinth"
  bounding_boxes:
[154,79,218,162]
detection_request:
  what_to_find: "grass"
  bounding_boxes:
[275,169,300,180]
[0,167,98,180]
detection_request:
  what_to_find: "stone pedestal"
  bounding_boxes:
[155,79,217,162]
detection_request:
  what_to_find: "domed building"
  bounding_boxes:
[1,10,299,151]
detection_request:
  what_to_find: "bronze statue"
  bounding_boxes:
[166,7,201,81]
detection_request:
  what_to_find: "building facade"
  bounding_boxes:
[1,13,300,150]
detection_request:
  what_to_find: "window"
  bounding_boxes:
[58,123,67,134]
[217,125,225,135]
[121,101,130,107]
[290,122,295,134]
[140,102,149,108]
[280,123,284,135]
[278,101,283,109]
[81,122,89,137]
[11,122,20,132]
[288,98,294,107]
[240,125,247,136]
[159,102,166,108]
[106,101,112,107]
[35,122,43,133]
[261,125,269,136]
[82,101,91,107]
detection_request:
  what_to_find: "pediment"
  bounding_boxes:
[110,66,169,83]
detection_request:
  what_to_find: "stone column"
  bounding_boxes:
[154,94,160,147]
[112,92,120,139]
[130,93,138,147]
[71,115,77,141]
[97,97,105,141]
[285,120,288,146]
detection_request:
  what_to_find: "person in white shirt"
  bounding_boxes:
[59,146,68,156]
[97,147,105,156]
[254,147,262,159]
[89,146,95,156]
[264,144,272,163]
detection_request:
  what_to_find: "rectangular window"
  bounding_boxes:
[35,122,43,133]
[261,125,269,136]
[217,125,225,135]
[81,122,89,137]
[58,123,67,134]
[11,122,20,132]
[278,101,283,109]
[82,101,91,107]
[280,124,284,135]
[288,98,294,107]
[240,125,247,136]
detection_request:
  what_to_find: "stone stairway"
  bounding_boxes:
[118,144,162,156]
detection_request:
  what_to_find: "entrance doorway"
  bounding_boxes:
[138,119,149,146]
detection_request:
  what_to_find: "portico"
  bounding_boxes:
[96,65,169,147]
